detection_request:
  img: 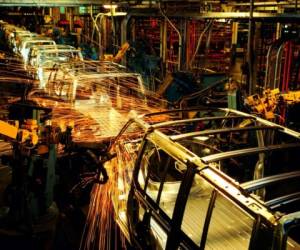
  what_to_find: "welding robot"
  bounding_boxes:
[0,100,75,248]
[246,88,300,121]
[0,70,113,248]
[0,101,111,245]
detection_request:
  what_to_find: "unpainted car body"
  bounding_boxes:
[27,45,83,89]
[19,37,56,65]
[46,60,163,109]
[107,107,300,250]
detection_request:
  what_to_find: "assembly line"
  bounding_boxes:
[0,2,299,250]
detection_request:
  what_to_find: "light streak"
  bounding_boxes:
[0,56,167,249]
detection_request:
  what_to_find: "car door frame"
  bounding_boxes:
[127,136,201,249]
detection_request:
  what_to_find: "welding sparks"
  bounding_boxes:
[80,160,128,250]
[80,128,143,250]
[0,57,167,250]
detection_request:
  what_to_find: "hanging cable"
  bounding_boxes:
[90,10,105,57]
[159,2,182,71]
[189,19,214,70]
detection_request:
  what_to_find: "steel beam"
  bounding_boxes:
[201,143,300,163]
[0,0,103,6]
[128,10,300,22]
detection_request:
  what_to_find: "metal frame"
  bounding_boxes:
[266,192,300,209]
[201,143,300,163]
[128,11,300,23]
[27,44,79,68]
[170,125,281,141]
[152,115,254,129]
[112,107,300,249]
[47,60,146,103]
[242,171,300,192]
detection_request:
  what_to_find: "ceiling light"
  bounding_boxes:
[103,4,118,9]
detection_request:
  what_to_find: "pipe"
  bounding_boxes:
[90,11,107,59]
[159,3,182,71]
[264,42,276,89]
[282,42,289,91]
[274,42,285,89]
[91,13,103,40]
[286,41,293,91]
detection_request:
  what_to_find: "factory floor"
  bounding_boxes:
[0,212,85,250]
[0,163,86,250]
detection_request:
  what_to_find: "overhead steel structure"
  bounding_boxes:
[0,0,108,6]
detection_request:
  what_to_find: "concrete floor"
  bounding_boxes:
[0,144,86,250]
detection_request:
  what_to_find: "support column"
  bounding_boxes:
[161,18,167,76]
[181,18,187,71]
[247,0,256,95]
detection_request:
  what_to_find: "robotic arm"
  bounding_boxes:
[0,119,38,145]
[0,120,18,139]
[246,88,300,120]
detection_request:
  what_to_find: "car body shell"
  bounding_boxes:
[27,45,83,89]
[107,107,300,250]
[19,37,56,65]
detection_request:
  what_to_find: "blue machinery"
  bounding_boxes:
[158,71,229,107]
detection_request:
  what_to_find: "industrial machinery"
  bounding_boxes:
[246,88,300,121]
[157,71,228,107]
[0,101,64,230]
[0,98,111,250]
[104,42,130,63]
